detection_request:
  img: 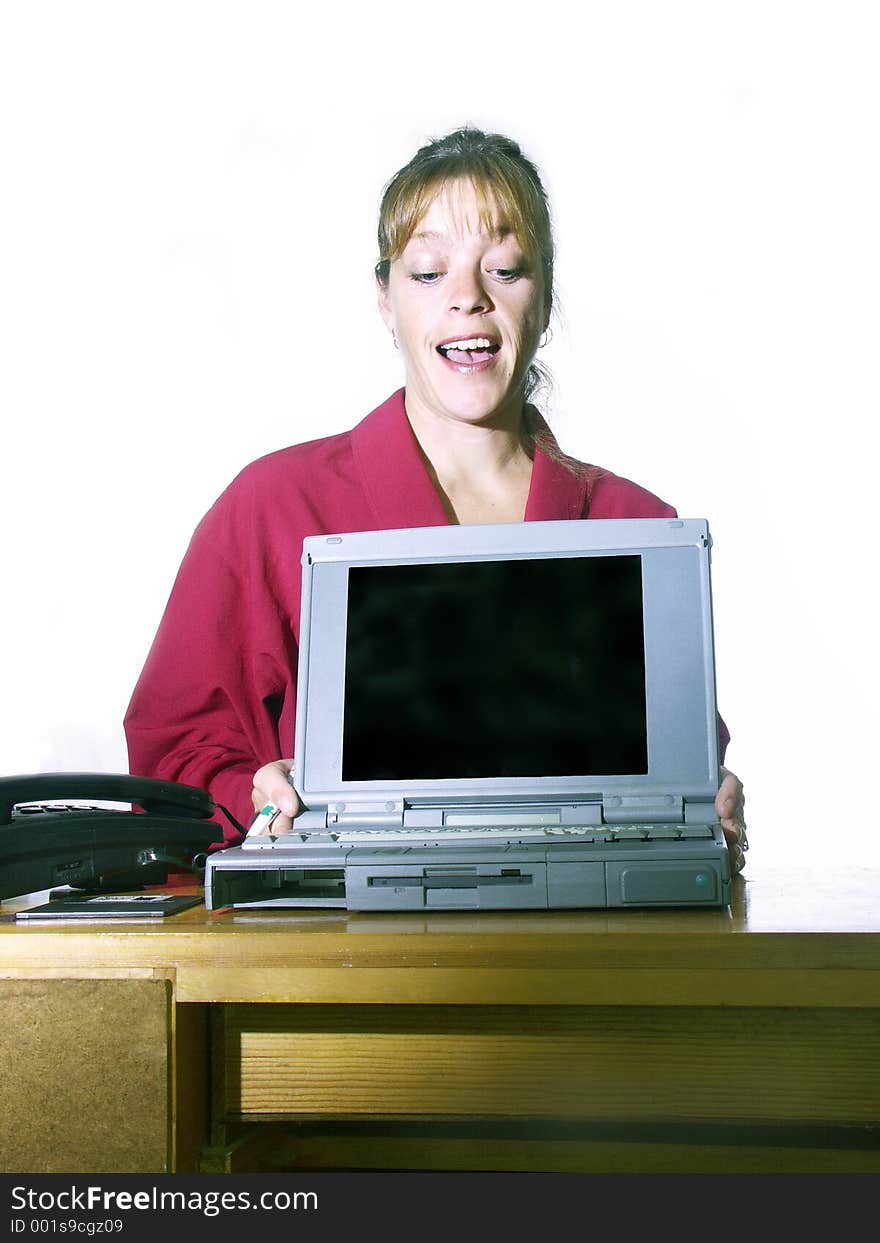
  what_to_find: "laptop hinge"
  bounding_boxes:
[326,801,405,829]
[602,794,684,824]
[684,799,718,824]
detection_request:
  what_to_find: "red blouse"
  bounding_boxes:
[124,389,728,842]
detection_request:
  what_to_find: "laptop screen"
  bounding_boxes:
[295,520,719,805]
[342,556,648,781]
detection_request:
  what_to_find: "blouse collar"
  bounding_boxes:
[350,388,588,528]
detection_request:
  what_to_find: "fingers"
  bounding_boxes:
[252,759,298,814]
[715,768,744,822]
[250,759,301,836]
[716,767,747,875]
[722,820,748,874]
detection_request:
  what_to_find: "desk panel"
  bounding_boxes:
[219,1001,880,1122]
[0,978,170,1173]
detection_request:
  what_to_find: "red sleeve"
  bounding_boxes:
[124,477,298,844]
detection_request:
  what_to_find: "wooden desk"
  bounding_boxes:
[2,862,879,1174]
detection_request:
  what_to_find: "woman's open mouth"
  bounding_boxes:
[436,336,502,374]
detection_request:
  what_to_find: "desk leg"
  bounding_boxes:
[171,1000,209,1173]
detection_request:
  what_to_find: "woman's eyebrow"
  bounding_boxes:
[409,226,514,245]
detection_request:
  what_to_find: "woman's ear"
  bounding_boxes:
[376,277,394,332]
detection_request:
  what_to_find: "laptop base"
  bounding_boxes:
[205,829,731,911]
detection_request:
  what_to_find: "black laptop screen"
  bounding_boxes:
[342,555,648,781]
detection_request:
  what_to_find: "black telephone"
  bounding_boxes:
[0,773,229,902]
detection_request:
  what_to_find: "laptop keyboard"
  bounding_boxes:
[335,824,716,843]
[245,823,717,847]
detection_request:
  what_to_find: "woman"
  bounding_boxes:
[124,126,747,873]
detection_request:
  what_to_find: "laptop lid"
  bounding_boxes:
[292,519,720,823]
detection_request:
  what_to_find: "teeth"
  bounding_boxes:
[440,337,494,351]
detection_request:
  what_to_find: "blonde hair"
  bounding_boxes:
[375,126,555,408]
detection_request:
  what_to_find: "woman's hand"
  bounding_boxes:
[250,758,301,836]
[716,766,748,874]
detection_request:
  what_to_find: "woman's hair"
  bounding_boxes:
[374,125,555,409]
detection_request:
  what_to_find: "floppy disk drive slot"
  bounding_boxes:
[369,868,530,889]
[346,861,548,910]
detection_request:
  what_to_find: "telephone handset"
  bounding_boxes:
[0,772,231,902]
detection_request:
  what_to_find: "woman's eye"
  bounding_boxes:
[408,266,526,284]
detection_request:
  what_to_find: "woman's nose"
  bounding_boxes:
[448,269,492,313]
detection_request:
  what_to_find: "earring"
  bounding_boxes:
[539,327,553,348]
[392,330,399,350]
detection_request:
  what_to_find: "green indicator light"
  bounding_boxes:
[695,873,709,886]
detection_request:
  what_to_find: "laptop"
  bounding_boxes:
[204,518,730,911]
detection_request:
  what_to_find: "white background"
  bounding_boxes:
[2,2,878,865]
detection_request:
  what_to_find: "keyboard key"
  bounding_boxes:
[679,825,715,838]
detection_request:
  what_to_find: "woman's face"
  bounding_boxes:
[377,180,550,429]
